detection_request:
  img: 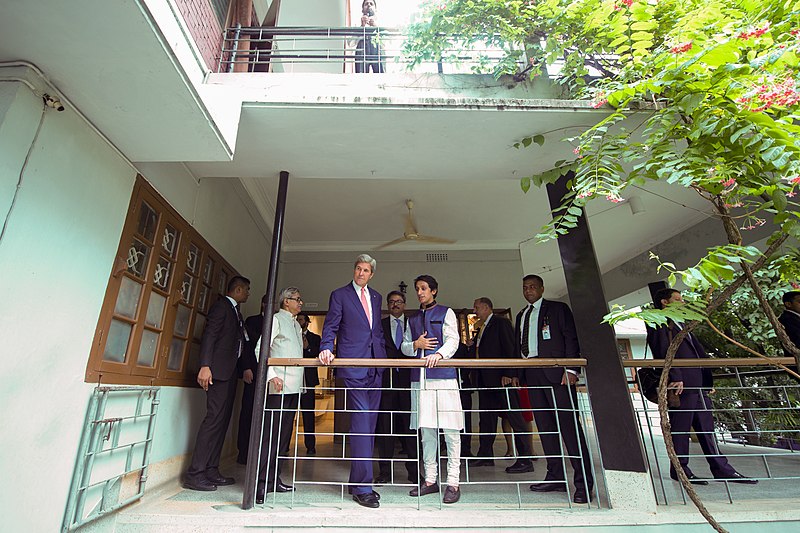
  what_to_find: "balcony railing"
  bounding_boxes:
[245,356,800,511]
[217,26,520,74]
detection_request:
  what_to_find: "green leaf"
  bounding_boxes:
[773,188,788,212]
[532,135,545,147]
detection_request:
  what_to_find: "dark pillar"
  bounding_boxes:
[242,170,290,509]
[546,172,647,473]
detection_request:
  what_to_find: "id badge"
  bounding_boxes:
[541,324,551,340]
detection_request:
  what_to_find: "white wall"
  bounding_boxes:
[0,74,270,531]
[0,80,137,532]
[279,249,526,313]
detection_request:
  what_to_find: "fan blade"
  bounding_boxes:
[415,234,456,244]
[374,236,409,250]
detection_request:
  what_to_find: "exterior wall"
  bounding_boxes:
[0,78,270,532]
[274,0,348,73]
[279,249,524,313]
[175,0,225,71]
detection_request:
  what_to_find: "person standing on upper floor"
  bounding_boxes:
[375,290,419,486]
[319,254,387,508]
[184,276,250,492]
[237,294,268,465]
[646,288,757,486]
[513,274,594,504]
[401,275,463,504]
[254,287,306,504]
[354,0,385,73]
[469,297,534,475]
[297,312,321,456]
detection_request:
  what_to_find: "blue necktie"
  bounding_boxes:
[394,318,403,349]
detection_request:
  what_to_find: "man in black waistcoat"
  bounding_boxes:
[375,291,419,484]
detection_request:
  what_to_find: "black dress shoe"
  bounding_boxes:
[505,460,534,474]
[716,472,758,484]
[256,483,266,504]
[573,489,593,504]
[671,473,709,485]
[530,481,567,492]
[206,471,235,486]
[307,448,316,455]
[265,481,295,493]
[409,483,439,497]
[443,485,460,504]
[353,491,380,508]
[374,474,390,485]
[183,475,217,492]
[471,459,495,467]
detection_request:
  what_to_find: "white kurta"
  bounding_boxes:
[401,307,464,430]
[254,309,304,395]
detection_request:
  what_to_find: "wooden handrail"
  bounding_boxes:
[267,356,796,369]
[267,357,586,368]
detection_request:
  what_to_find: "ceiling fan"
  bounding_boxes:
[375,199,456,250]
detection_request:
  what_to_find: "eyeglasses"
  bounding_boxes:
[286,297,303,303]
[388,300,404,305]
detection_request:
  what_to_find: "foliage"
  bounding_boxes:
[405,0,800,252]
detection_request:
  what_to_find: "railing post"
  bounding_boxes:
[228,23,241,74]
[243,170,290,510]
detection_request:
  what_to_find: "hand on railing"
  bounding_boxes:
[318,349,335,365]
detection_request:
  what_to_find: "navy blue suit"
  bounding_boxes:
[646,322,736,478]
[321,283,386,494]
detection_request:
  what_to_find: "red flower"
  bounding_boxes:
[669,42,693,54]
[739,22,770,40]
[791,176,800,185]
[721,178,736,187]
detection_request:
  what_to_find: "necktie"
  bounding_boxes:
[520,305,533,357]
[394,318,403,349]
[360,287,372,327]
[235,305,245,358]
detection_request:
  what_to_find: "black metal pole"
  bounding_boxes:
[546,171,648,473]
[242,170,290,509]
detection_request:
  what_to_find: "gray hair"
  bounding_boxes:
[277,286,300,310]
[354,253,377,272]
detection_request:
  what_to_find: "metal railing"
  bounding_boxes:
[247,357,600,510]
[623,357,800,505]
[217,26,519,74]
[61,386,160,532]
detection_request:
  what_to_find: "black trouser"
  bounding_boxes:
[476,387,532,461]
[237,380,255,462]
[460,389,474,456]
[259,393,299,488]
[524,369,593,491]
[188,377,238,477]
[668,391,735,478]
[375,385,418,482]
[300,390,316,451]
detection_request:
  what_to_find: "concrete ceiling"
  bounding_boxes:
[0,0,718,303]
[0,0,232,161]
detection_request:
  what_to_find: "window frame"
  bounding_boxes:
[86,176,238,387]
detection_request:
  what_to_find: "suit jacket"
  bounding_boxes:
[199,296,244,381]
[242,313,263,376]
[514,299,581,384]
[472,315,515,388]
[320,283,387,380]
[381,315,410,389]
[779,311,800,356]
[302,329,321,388]
[645,321,712,390]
